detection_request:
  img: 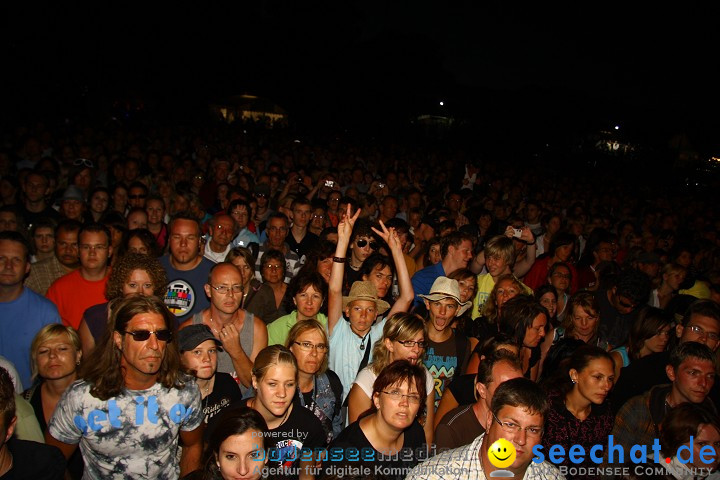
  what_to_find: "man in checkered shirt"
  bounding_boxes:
[406,377,565,480]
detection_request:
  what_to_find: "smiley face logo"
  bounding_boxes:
[488,438,516,469]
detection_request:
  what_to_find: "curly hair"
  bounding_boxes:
[79,295,185,400]
[105,252,168,300]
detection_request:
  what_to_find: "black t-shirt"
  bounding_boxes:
[323,419,427,480]
[286,231,319,260]
[1,438,65,480]
[203,372,243,440]
[242,400,325,480]
[597,288,639,347]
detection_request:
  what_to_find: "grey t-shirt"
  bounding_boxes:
[48,379,203,479]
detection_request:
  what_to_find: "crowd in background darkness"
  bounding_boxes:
[1,117,720,480]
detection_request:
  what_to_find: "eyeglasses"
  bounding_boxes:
[492,412,543,437]
[381,390,422,404]
[356,239,378,250]
[255,193,267,198]
[73,158,94,168]
[263,264,284,270]
[293,341,329,352]
[397,340,427,349]
[211,284,243,295]
[313,214,325,219]
[79,244,108,252]
[124,329,172,342]
[129,194,147,199]
[687,325,720,343]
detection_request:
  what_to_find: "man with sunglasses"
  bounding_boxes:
[611,299,720,409]
[179,262,267,394]
[47,295,204,479]
[344,217,379,292]
[127,181,148,209]
[407,377,563,479]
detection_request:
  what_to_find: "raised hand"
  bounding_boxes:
[337,203,360,244]
[371,220,401,251]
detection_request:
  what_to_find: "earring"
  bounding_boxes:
[571,378,576,384]
[76,361,81,366]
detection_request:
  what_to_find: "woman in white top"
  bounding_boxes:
[346,312,435,445]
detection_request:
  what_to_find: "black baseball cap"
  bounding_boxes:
[178,324,223,352]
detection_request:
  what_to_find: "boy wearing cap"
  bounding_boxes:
[178,324,242,440]
[420,276,478,408]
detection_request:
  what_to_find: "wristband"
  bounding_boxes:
[333,257,347,263]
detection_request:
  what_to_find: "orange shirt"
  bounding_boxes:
[46,269,110,329]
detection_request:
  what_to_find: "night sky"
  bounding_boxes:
[3,1,720,152]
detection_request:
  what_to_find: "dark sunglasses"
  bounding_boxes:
[356,238,378,250]
[124,329,172,342]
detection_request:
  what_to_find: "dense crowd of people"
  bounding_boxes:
[0,120,720,479]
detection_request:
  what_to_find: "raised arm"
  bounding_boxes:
[512,225,536,278]
[328,204,360,334]
[372,220,414,316]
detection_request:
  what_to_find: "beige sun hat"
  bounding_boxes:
[342,281,391,315]
[418,276,471,316]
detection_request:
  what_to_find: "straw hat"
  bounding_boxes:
[418,276,471,316]
[342,281,391,315]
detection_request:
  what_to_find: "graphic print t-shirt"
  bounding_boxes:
[48,379,203,479]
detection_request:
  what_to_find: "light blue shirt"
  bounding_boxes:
[231,228,259,248]
[329,316,387,402]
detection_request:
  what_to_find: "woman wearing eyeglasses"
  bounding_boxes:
[540,345,615,480]
[287,319,344,443]
[323,360,427,480]
[346,312,435,445]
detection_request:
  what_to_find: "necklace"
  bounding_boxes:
[359,330,371,350]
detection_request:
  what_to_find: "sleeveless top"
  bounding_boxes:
[192,311,255,397]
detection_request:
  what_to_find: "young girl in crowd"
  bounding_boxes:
[541,345,616,480]
[245,345,325,480]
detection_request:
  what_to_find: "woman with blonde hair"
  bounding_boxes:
[286,319,344,443]
[245,345,326,480]
[346,312,435,444]
[23,324,84,477]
